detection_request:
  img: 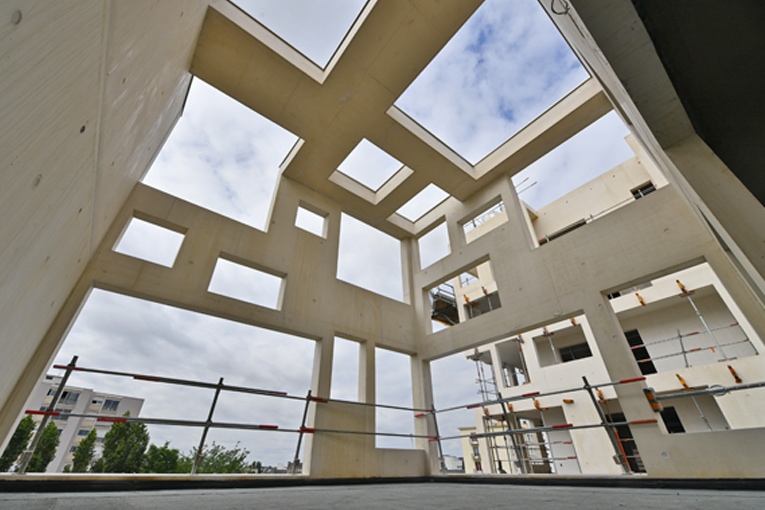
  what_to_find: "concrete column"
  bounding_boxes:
[444,214,466,255]
[410,354,439,474]
[359,340,375,405]
[400,237,418,305]
[579,291,661,469]
[666,135,765,299]
[302,334,334,476]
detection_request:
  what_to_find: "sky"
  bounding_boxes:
[47,0,636,467]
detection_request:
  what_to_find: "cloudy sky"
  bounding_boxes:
[49,0,634,467]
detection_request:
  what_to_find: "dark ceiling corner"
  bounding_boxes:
[633,0,765,206]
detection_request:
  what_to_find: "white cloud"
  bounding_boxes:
[114,218,185,268]
[513,111,632,209]
[396,0,589,164]
[142,78,298,231]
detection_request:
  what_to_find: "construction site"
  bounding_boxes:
[2,0,765,506]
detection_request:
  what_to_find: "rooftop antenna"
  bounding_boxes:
[516,181,537,195]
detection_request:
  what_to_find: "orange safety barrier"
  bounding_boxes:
[630,418,658,425]
[728,365,743,384]
[643,388,663,412]
[676,373,691,391]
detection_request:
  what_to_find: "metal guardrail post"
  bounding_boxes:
[17,355,78,474]
[498,392,526,474]
[191,377,224,475]
[581,376,629,474]
[679,283,728,360]
[430,406,446,473]
[290,389,312,475]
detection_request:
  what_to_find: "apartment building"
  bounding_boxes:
[22,375,143,473]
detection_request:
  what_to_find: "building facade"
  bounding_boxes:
[455,157,764,475]
[21,375,143,473]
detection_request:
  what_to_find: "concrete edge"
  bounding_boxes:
[2,475,765,493]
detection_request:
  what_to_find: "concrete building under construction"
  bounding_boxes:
[453,159,764,475]
[2,0,765,480]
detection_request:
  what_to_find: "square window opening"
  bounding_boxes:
[427,259,500,331]
[336,139,404,192]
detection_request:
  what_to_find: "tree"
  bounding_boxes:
[141,442,180,473]
[0,415,35,472]
[177,442,251,474]
[71,429,97,472]
[26,421,60,472]
[100,413,149,473]
[90,457,105,473]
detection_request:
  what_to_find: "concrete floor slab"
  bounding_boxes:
[1,483,763,510]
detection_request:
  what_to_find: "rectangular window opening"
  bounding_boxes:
[609,262,760,373]
[102,399,119,412]
[295,203,327,238]
[427,259,501,331]
[514,112,667,248]
[396,184,450,222]
[417,221,450,269]
[657,393,729,433]
[631,181,656,200]
[660,406,685,434]
[113,216,185,268]
[495,336,531,387]
[330,337,360,402]
[461,200,508,243]
[430,352,488,464]
[375,348,415,449]
[141,78,299,232]
[208,257,285,310]
[337,213,404,302]
[532,318,592,368]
